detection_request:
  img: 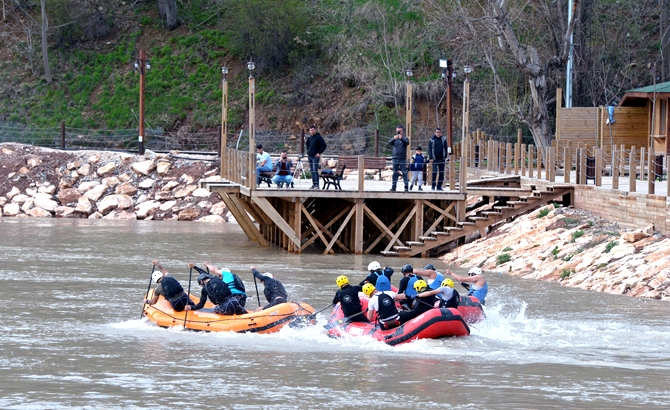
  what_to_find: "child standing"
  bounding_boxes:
[409,146,425,190]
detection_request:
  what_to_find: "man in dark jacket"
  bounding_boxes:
[186,263,247,315]
[144,260,195,312]
[305,125,327,189]
[387,125,409,192]
[250,266,288,310]
[428,127,449,190]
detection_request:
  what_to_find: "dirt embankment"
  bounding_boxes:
[443,206,670,301]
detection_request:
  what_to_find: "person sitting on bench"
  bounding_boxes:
[271,150,294,188]
[256,143,272,185]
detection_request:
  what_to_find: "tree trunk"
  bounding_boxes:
[40,0,51,83]
[157,0,178,30]
[662,0,670,82]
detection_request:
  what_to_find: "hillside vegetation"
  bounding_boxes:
[1,0,668,146]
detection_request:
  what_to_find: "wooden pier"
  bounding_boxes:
[202,148,573,257]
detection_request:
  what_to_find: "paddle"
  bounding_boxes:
[183,267,192,329]
[289,303,335,328]
[323,310,365,330]
[253,274,261,308]
[140,265,155,319]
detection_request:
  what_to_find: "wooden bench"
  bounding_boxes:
[336,155,387,180]
[321,162,346,190]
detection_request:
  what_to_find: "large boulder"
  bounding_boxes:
[33,193,59,212]
[58,188,82,205]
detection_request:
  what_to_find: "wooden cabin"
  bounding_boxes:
[618,81,670,155]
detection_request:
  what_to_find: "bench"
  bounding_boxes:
[336,155,387,180]
[321,162,346,190]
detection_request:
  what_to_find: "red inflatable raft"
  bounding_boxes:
[326,302,470,346]
[457,295,486,324]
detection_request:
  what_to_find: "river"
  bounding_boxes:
[0,219,669,409]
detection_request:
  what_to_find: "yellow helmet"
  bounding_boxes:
[441,278,455,288]
[413,279,428,293]
[336,275,349,288]
[362,283,376,297]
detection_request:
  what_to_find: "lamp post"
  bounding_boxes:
[135,49,150,155]
[405,67,413,158]
[248,60,256,152]
[220,65,228,178]
[440,58,454,152]
[460,64,472,193]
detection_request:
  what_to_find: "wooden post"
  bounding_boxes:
[612,147,620,189]
[595,148,602,187]
[579,148,586,185]
[640,147,646,185]
[138,49,146,155]
[358,155,365,192]
[354,199,364,254]
[449,155,456,190]
[60,121,65,149]
[648,149,655,195]
[300,128,305,156]
[505,142,512,174]
[563,146,570,183]
[528,146,534,179]
[629,146,636,193]
[514,142,520,175]
[537,146,543,180]
[521,144,527,177]
[374,129,379,157]
[487,140,493,171]
[556,88,562,141]
[459,136,467,193]
[546,147,554,182]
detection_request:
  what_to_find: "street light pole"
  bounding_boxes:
[405,68,413,158]
[220,66,228,178]
[248,60,256,152]
[460,64,472,193]
[136,49,150,155]
[440,58,455,154]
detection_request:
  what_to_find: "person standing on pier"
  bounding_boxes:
[306,125,327,189]
[428,127,448,191]
[388,125,409,192]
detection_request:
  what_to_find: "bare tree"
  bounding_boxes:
[40,0,51,83]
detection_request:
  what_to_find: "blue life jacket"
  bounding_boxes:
[468,281,488,305]
[222,270,245,296]
[428,272,445,290]
[406,275,419,298]
[375,271,391,292]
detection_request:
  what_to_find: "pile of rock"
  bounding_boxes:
[442,205,670,300]
[0,143,230,221]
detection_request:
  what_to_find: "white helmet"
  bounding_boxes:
[263,272,274,279]
[368,261,381,272]
[152,271,164,283]
[468,267,483,276]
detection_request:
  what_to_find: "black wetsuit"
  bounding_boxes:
[333,284,368,323]
[252,269,288,309]
[398,293,437,324]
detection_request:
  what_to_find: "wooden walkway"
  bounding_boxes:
[202,175,573,257]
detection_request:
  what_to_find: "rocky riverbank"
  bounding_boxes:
[0,143,229,221]
[443,205,670,301]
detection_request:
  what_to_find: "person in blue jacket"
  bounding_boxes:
[446,267,488,305]
[409,146,425,191]
[203,261,247,307]
[186,263,247,315]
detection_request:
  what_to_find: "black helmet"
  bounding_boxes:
[197,273,211,285]
[401,264,413,274]
[424,264,436,271]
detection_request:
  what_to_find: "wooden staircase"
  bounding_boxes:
[386,184,574,257]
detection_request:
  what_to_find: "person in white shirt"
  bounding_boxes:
[255,143,272,184]
[363,283,400,330]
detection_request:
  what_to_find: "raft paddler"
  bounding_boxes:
[145,260,195,312]
[445,267,488,305]
[332,275,368,323]
[185,263,247,315]
[250,266,288,310]
[203,261,247,308]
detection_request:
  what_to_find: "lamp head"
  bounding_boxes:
[439,59,448,68]
[405,68,413,78]
[134,61,139,70]
[463,64,473,74]
[146,60,151,70]
[247,60,255,71]
[221,66,229,76]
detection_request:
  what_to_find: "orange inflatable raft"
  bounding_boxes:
[142,289,314,333]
